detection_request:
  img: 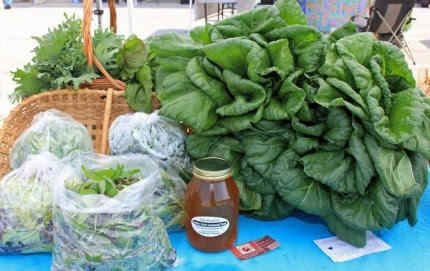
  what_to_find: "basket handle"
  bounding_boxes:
[82,0,126,91]
[101,88,114,154]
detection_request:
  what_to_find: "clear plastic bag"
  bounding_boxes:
[61,151,187,232]
[0,153,62,254]
[10,109,93,169]
[52,152,179,271]
[109,111,192,180]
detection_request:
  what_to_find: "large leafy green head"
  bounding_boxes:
[149,0,430,247]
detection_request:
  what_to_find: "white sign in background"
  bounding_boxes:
[314,232,392,262]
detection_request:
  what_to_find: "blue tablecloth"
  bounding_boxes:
[1,177,430,271]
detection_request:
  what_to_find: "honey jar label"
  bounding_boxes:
[191,216,230,237]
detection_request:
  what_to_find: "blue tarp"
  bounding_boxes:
[1,171,429,271]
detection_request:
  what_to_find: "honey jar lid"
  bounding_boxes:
[192,157,232,181]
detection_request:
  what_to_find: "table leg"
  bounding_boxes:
[204,3,207,24]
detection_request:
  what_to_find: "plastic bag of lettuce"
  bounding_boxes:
[51,152,182,271]
[10,109,93,169]
[0,153,62,254]
[61,151,187,231]
[109,111,192,180]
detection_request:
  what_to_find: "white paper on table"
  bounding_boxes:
[314,232,392,262]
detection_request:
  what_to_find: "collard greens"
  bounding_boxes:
[149,0,430,247]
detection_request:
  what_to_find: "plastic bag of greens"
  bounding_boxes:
[61,151,186,232]
[52,153,178,271]
[0,153,63,254]
[10,109,93,169]
[108,111,192,180]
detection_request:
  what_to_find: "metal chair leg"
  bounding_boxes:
[402,38,417,65]
[375,9,416,65]
[388,9,413,43]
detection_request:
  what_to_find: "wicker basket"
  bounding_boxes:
[418,68,430,97]
[0,0,142,179]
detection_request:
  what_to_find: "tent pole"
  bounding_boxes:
[95,0,103,29]
[127,0,135,35]
[188,0,193,33]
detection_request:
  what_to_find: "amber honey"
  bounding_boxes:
[185,157,239,252]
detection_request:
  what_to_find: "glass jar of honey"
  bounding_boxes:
[185,157,239,252]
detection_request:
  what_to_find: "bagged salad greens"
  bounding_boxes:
[0,153,62,254]
[109,111,192,179]
[60,151,186,232]
[51,152,178,271]
[148,0,430,247]
[10,109,93,169]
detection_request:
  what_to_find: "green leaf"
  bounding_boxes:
[123,64,153,113]
[242,132,286,166]
[213,5,286,39]
[402,97,430,159]
[79,189,98,195]
[278,72,306,116]
[372,40,415,87]
[326,77,368,111]
[324,214,366,248]
[367,87,424,144]
[323,107,352,148]
[240,158,276,194]
[369,55,391,112]
[402,152,429,226]
[289,134,319,155]
[364,135,420,198]
[10,66,51,102]
[186,57,232,106]
[302,150,357,194]
[201,57,224,80]
[275,0,309,26]
[203,38,255,77]
[329,21,358,41]
[149,32,204,58]
[332,179,399,231]
[154,56,190,92]
[266,25,325,73]
[246,194,294,220]
[291,117,326,137]
[116,35,148,81]
[123,83,148,113]
[336,43,374,94]
[277,167,332,216]
[190,25,213,45]
[216,70,266,116]
[159,72,217,132]
[218,105,264,133]
[263,98,290,120]
[336,32,374,65]
[346,121,375,195]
